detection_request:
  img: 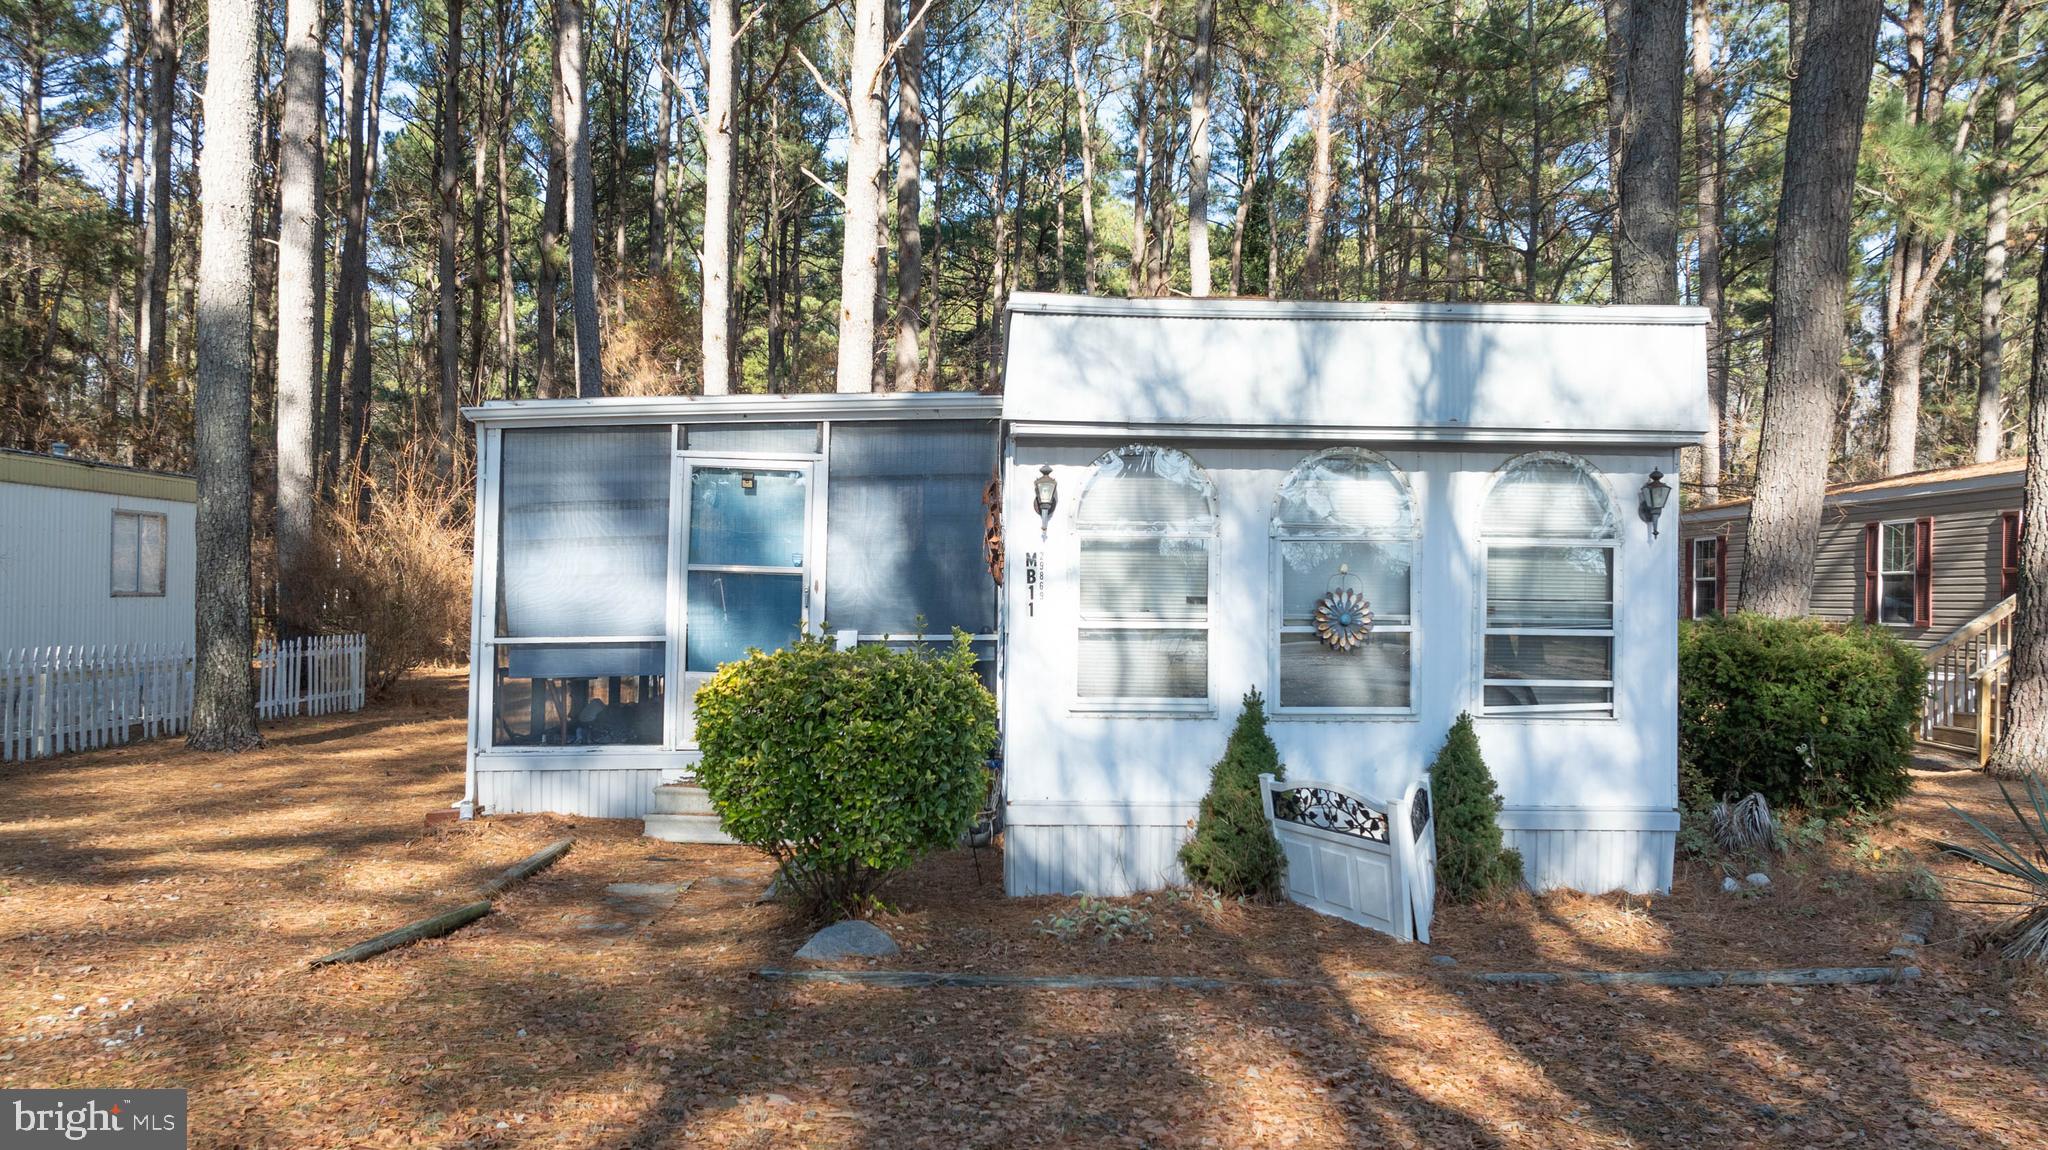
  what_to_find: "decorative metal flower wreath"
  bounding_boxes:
[1312,587,1374,651]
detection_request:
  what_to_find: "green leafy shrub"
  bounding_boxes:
[1179,689,1287,899]
[692,632,997,921]
[1431,713,1523,902]
[1679,614,1923,813]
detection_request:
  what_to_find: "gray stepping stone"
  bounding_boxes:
[796,920,900,961]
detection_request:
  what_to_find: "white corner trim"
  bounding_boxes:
[1496,806,1680,833]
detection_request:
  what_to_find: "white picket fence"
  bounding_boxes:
[0,634,367,762]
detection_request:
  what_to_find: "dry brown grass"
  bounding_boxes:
[2,681,2045,1148]
[297,456,472,693]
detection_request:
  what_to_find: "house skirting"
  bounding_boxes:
[1498,807,1678,895]
[472,751,697,819]
[1003,801,1200,897]
[1003,802,1676,899]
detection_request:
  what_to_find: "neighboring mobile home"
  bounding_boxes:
[1678,457,2025,761]
[460,292,1708,901]
[0,448,196,650]
[1677,457,2022,638]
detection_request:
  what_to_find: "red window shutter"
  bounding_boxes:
[1863,523,1880,624]
[1715,535,1728,613]
[1679,538,1693,619]
[2001,511,2020,598]
[1914,517,1935,628]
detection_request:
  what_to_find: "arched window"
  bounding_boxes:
[1481,453,1618,716]
[1074,445,1217,707]
[1272,448,1417,712]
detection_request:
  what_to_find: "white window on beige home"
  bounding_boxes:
[1074,445,1217,710]
[1690,536,1721,618]
[1481,454,1617,716]
[111,510,167,597]
[1271,447,1417,713]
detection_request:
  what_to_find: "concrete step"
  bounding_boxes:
[650,783,717,816]
[642,811,739,844]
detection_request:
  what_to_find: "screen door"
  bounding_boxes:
[676,458,814,744]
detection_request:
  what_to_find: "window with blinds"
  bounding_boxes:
[1481,455,1616,716]
[1272,448,1416,711]
[111,510,167,597]
[1075,445,1216,707]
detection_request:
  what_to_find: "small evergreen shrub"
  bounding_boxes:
[1179,689,1287,899]
[1431,713,1523,902]
[692,632,997,921]
[1678,614,1923,813]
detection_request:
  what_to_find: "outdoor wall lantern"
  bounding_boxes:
[1639,469,1671,537]
[1033,465,1059,535]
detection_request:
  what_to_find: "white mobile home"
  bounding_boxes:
[0,449,196,650]
[459,293,1707,901]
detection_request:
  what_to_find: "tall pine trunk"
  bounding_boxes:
[1692,0,1724,500]
[1739,0,1882,617]
[1067,23,1097,295]
[1186,0,1214,297]
[496,0,519,397]
[320,0,366,496]
[136,0,177,409]
[189,0,261,751]
[435,0,463,476]
[650,0,675,271]
[1301,0,1341,296]
[538,31,565,397]
[699,0,734,394]
[276,0,323,618]
[558,0,601,396]
[891,0,926,391]
[834,0,887,394]
[1975,32,2015,464]
[1614,0,1682,304]
[1986,243,2048,778]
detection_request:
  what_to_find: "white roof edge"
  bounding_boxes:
[1005,290,1712,327]
[463,391,1001,426]
[1008,421,1702,446]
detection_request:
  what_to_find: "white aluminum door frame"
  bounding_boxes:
[670,454,818,749]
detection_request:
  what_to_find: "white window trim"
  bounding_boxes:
[1876,519,1917,628]
[1268,448,1420,718]
[1690,535,1720,618]
[110,510,167,598]
[1073,445,1218,715]
[1476,452,1620,720]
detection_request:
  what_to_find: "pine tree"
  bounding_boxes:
[1179,689,1287,899]
[1430,713,1522,902]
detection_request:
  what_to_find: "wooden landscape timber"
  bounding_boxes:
[307,837,573,967]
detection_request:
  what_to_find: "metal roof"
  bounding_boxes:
[462,390,1001,428]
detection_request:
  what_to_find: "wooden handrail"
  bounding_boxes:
[1925,595,2016,663]
[1976,652,2013,768]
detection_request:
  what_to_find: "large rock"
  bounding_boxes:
[795,920,900,961]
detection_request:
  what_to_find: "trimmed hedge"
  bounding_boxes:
[1179,689,1288,899]
[692,632,997,921]
[1431,713,1523,902]
[1678,613,1923,813]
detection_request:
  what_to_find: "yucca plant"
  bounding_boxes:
[1942,776,2048,965]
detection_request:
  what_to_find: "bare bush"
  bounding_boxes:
[294,452,472,695]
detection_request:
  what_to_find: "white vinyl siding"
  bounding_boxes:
[111,510,167,597]
[1075,446,1216,710]
[1482,455,1617,716]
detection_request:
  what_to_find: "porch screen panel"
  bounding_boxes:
[682,422,820,455]
[497,427,671,638]
[825,422,998,635]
